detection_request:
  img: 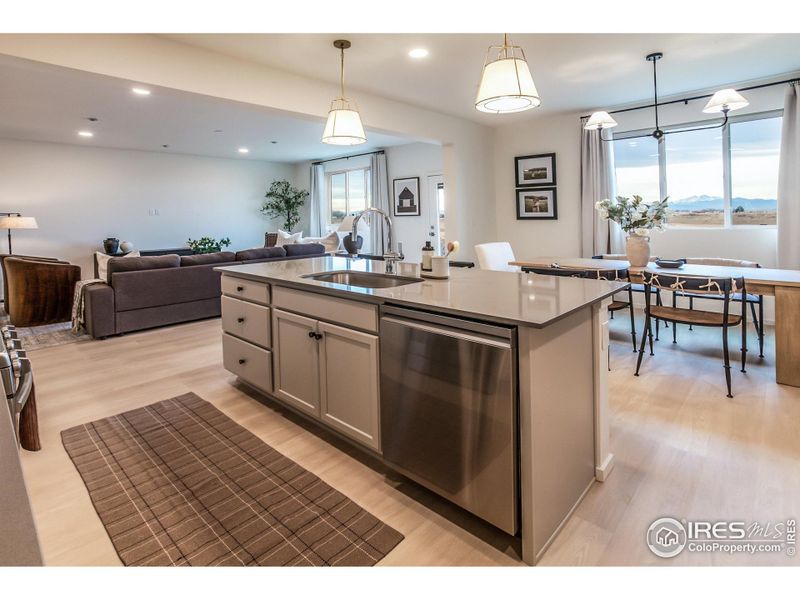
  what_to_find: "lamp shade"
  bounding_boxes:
[584,111,618,130]
[0,216,38,230]
[322,98,367,145]
[475,56,540,114]
[703,88,749,114]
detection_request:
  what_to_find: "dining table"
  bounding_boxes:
[510,257,800,388]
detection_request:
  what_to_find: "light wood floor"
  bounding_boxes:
[21,314,800,566]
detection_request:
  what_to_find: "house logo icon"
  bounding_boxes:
[647,517,687,558]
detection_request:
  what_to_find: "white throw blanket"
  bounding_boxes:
[71,279,105,333]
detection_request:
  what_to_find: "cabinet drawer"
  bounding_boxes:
[222,333,273,392]
[272,286,378,333]
[222,296,271,348]
[222,275,270,305]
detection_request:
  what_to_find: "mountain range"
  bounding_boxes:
[669,195,776,212]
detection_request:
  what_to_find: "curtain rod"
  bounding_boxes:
[312,149,384,165]
[579,78,798,120]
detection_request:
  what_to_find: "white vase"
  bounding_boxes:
[626,233,650,267]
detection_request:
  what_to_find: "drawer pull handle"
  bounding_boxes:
[236,286,245,292]
[238,358,247,365]
[237,317,245,323]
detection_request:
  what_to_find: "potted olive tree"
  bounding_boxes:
[260,180,309,232]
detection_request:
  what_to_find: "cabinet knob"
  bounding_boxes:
[308,331,316,339]
[237,317,245,323]
[238,358,247,365]
[236,286,244,292]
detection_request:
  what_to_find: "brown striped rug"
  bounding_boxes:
[61,392,403,566]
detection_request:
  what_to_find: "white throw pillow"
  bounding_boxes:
[299,231,341,253]
[276,229,303,245]
[96,250,140,281]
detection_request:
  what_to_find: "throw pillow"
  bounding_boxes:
[96,250,140,280]
[299,231,340,253]
[276,229,303,245]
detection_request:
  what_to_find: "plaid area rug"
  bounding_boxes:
[61,393,403,566]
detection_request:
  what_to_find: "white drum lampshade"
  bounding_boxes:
[703,88,749,114]
[584,111,619,130]
[322,98,367,146]
[475,36,540,114]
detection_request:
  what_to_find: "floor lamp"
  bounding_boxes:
[0,213,39,255]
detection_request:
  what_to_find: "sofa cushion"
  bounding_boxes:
[276,229,303,245]
[235,247,287,261]
[107,254,180,282]
[284,243,325,257]
[180,251,235,266]
[112,263,230,312]
[299,231,340,253]
[96,250,140,280]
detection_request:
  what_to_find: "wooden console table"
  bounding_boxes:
[510,258,800,388]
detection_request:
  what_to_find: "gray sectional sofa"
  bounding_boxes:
[84,244,325,339]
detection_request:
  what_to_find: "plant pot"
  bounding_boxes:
[626,234,650,267]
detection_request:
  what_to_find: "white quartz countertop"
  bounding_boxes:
[216,256,627,327]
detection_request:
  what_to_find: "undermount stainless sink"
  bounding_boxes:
[302,270,424,289]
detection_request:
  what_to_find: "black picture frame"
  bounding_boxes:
[392,177,421,217]
[515,153,557,188]
[516,187,558,220]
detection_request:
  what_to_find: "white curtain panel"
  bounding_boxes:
[308,163,326,237]
[580,126,624,257]
[369,152,391,254]
[777,82,800,269]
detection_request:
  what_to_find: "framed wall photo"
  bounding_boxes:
[393,177,421,217]
[515,153,556,187]
[516,187,558,220]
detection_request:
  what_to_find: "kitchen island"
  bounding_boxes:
[215,256,626,565]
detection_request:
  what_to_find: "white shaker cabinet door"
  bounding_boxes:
[318,321,380,452]
[272,309,320,417]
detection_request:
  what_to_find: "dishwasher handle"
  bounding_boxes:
[381,316,514,349]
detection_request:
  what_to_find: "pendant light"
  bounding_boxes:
[475,34,540,114]
[585,52,749,141]
[322,39,367,145]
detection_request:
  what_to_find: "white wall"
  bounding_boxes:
[386,143,443,262]
[0,138,295,277]
[493,112,583,258]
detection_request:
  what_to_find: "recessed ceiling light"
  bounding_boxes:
[238,148,249,154]
[408,48,429,59]
[78,131,94,138]
[132,87,151,96]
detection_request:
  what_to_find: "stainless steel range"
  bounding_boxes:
[1,325,38,451]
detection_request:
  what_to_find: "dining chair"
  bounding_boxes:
[635,271,747,398]
[592,253,666,341]
[672,258,765,357]
[525,266,638,351]
[475,242,519,272]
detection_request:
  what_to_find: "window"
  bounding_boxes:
[327,168,370,226]
[613,112,782,228]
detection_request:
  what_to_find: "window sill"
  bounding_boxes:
[665,225,777,231]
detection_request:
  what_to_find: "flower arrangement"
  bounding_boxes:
[186,236,231,254]
[595,195,669,235]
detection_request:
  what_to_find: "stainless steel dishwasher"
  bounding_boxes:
[379,305,518,535]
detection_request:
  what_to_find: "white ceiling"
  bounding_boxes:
[0,54,412,163]
[165,33,800,124]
